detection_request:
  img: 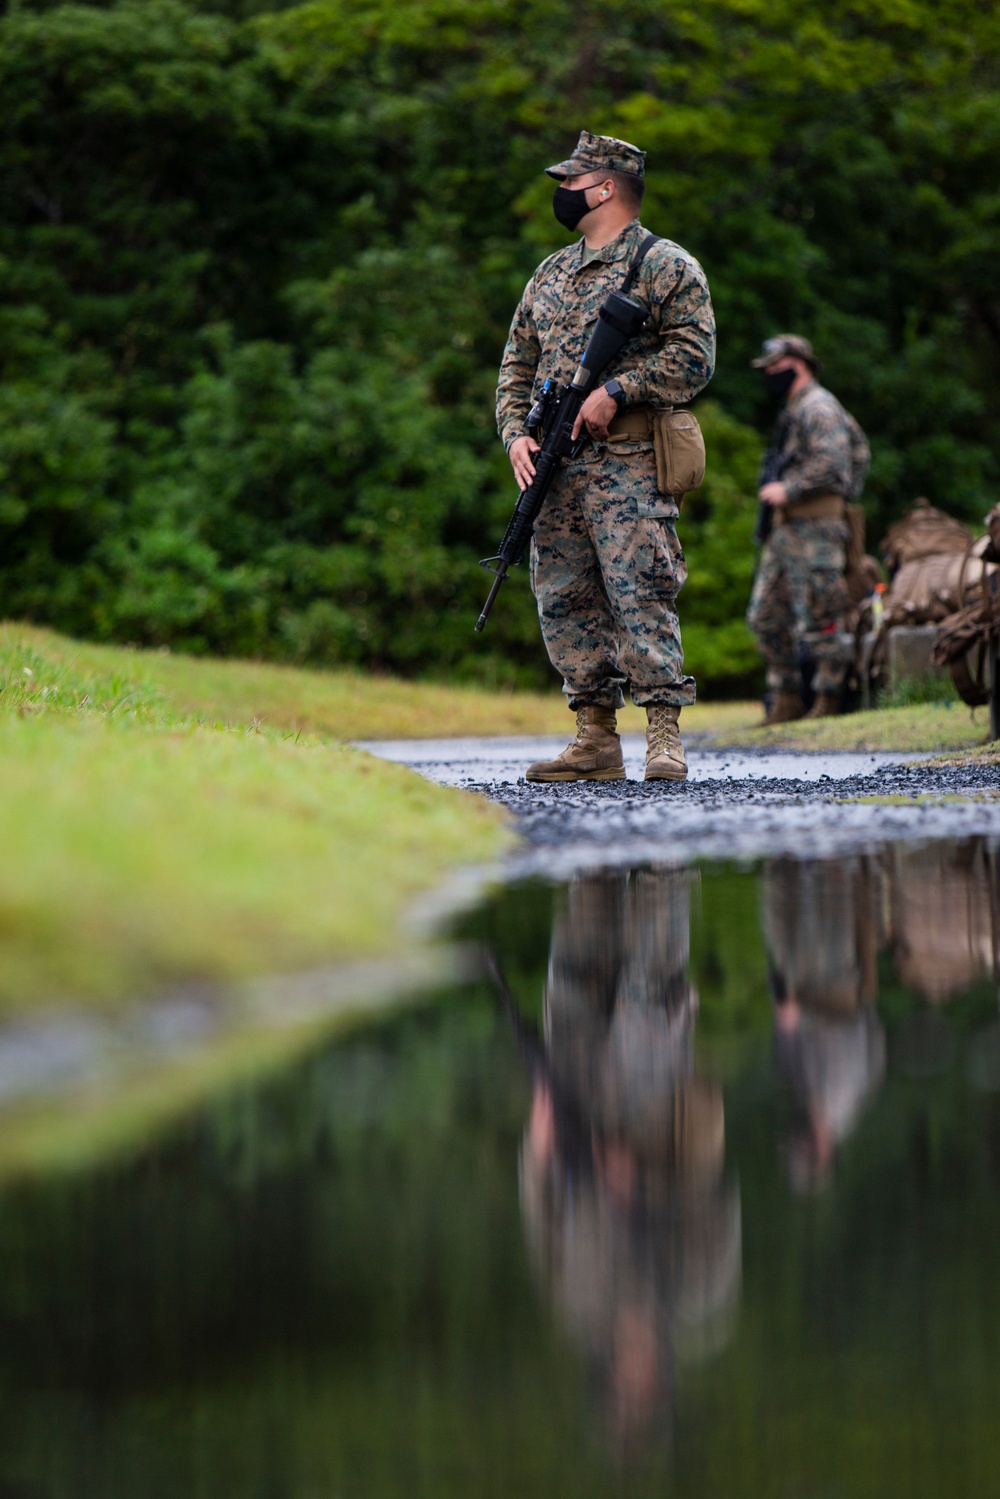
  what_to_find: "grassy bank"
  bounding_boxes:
[0,623,511,1010]
[0,623,517,1172]
[3,621,758,738]
[710,702,989,753]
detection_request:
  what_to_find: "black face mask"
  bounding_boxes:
[552,183,595,231]
[764,367,796,399]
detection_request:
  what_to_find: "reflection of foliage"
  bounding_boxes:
[4,0,1000,689]
[690,863,772,1048]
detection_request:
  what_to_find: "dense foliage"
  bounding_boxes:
[3,0,1000,692]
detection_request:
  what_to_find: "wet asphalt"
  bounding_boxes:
[360,735,1000,874]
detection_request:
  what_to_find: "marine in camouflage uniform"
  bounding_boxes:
[496,131,716,781]
[746,334,871,722]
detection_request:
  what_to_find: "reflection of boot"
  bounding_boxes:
[762,690,806,726]
[804,692,841,719]
[526,706,625,782]
[645,706,687,781]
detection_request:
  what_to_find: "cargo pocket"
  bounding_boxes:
[633,454,678,520]
[635,519,687,602]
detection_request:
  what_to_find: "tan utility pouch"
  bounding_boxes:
[653,409,706,499]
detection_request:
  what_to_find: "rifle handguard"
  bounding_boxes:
[475,281,652,632]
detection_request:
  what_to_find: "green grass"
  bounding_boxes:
[0,622,518,1172]
[0,621,760,738]
[0,713,505,1011]
[709,701,990,753]
[0,624,513,1012]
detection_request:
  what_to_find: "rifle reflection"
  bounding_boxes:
[492,868,740,1451]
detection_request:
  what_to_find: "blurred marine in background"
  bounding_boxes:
[747,335,870,724]
[496,132,716,782]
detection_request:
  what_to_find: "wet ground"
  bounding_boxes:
[362,736,1000,871]
[6,739,1000,1496]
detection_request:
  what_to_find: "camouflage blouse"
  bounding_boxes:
[496,217,716,452]
[775,383,871,503]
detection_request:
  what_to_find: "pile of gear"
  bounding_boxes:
[930,504,1000,706]
[852,499,1000,706]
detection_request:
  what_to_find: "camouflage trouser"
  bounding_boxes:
[746,516,849,695]
[529,445,696,710]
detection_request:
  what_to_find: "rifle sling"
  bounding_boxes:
[619,233,660,295]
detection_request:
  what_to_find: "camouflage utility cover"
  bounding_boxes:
[545,130,646,181]
[752,333,818,371]
[496,217,715,452]
[774,382,870,504]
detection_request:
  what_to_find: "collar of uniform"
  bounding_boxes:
[574,217,646,270]
[787,379,821,411]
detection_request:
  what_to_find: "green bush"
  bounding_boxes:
[2,0,1000,692]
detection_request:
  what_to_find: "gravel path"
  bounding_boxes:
[361,736,1000,874]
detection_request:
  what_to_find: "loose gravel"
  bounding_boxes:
[361,737,1000,876]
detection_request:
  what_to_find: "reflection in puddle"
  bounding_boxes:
[501,870,740,1452]
[1,838,1000,1494]
[765,857,887,1191]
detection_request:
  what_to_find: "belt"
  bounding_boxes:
[777,491,846,522]
[606,406,656,441]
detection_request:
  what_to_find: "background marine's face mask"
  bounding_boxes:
[764,366,797,399]
[552,182,597,231]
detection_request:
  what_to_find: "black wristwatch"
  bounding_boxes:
[604,379,626,409]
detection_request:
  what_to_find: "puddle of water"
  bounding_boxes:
[359,736,919,786]
[2,837,1000,1495]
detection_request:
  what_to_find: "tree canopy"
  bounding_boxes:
[2,0,999,690]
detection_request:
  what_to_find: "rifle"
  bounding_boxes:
[754,411,792,546]
[475,239,658,633]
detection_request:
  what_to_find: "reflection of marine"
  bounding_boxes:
[762,857,886,1190]
[762,856,884,1014]
[774,1002,886,1193]
[513,869,740,1450]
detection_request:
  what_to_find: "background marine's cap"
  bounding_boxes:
[751,334,820,371]
[544,130,646,181]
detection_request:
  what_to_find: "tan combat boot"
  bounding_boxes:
[804,691,841,719]
[645,705,688,782]
[762,690,806,727]
[525,705,625,783]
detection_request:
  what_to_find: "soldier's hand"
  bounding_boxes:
[510,435,540,492]
[759,481,789,506]
[573,387,618,442]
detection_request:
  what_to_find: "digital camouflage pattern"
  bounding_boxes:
[496,216,715,452]
[530,446,697,709]
[747,378,870,696]
[746,517,850,695]
[775,382,871,505]
[497,214,713,711]
[544,129,646,181]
